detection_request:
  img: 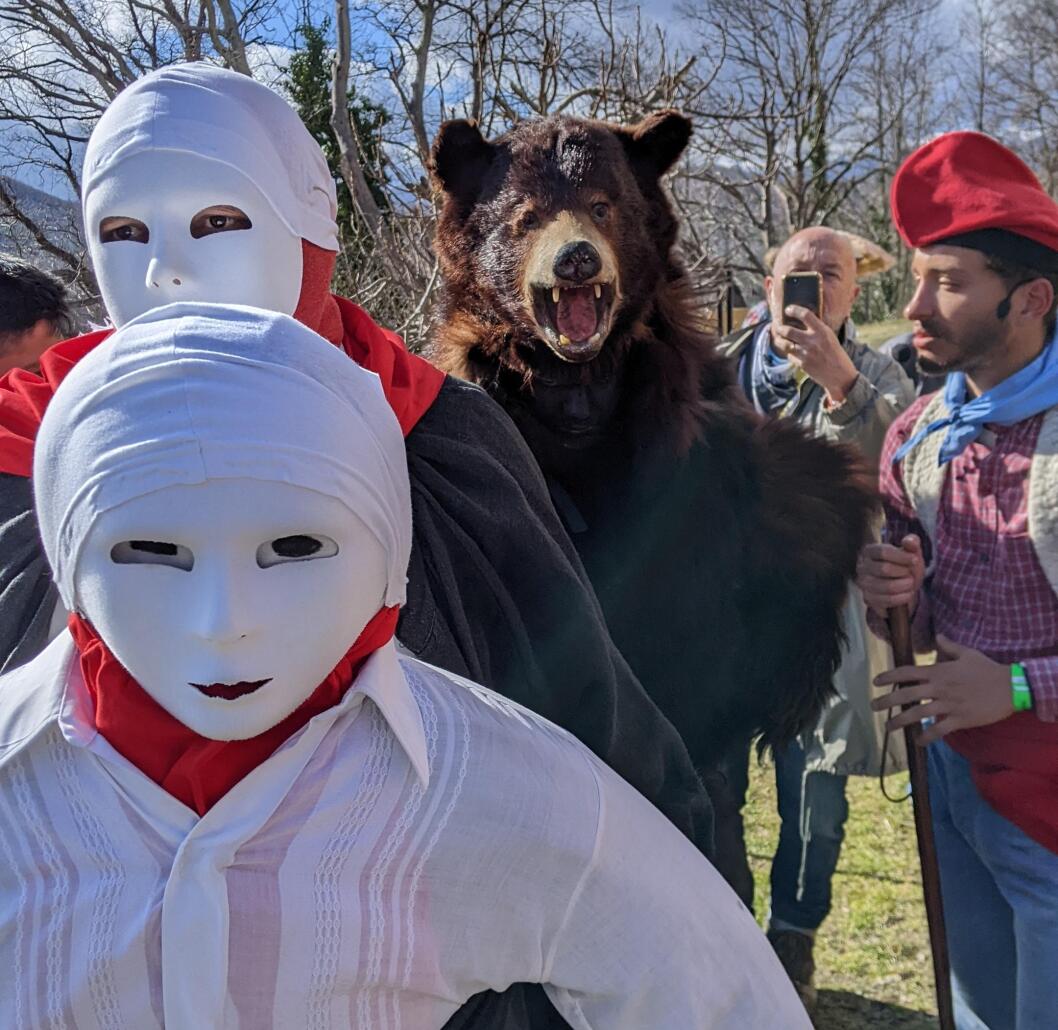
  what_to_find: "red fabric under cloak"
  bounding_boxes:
[5,241,440,812]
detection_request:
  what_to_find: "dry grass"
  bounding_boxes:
[743,762,939,1029]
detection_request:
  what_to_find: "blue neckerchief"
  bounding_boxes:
[894,330,1058,465]
[744,317,856,416]
[748,321,798,414]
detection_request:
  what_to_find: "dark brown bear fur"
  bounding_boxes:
[426,111,877,767]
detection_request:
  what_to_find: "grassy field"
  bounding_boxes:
[744,762,939,1028]
[737,313,935,1027]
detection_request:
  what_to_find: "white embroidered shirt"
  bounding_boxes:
[0,634,808,1029]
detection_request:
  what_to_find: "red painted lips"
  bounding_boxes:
[190,679,272,700]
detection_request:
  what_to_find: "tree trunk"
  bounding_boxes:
[331,0,385,239]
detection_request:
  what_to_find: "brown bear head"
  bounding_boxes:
[428,111,728,470]
[429,110,690,359]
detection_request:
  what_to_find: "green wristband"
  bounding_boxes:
[1011,662,1033,712]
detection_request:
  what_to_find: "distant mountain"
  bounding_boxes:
[0,176,85,275]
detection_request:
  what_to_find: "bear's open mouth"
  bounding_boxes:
[190,678,272,701]
[530,281,616,362]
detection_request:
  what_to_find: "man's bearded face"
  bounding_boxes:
[904,246,1013,377]
[85,150,304,327]
[75,478,387,741]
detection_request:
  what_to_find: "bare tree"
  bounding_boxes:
[957,0,1004,135]
[1,0,956,334]
[991,0,1058,194]
[679,0,935,278]
[843,7,943,323]
[0,1,281,305]
[331,0,386,236]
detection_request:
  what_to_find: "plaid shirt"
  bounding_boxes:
[879,397,1058,721]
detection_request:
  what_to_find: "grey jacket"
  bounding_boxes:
[718,320,915,775]
[717,320,915,467]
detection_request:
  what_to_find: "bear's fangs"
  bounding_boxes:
[530,281,616,362]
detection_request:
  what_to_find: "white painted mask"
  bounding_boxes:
[34,303,412,740]
[75,479,386,739]
[85,151,303,327]
[81,62,339,327]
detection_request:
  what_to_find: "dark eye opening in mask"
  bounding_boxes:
[99,217,149,244]
[275,535,321,558]
[190,206,253,239]
[257,534,339,568]
[111,540,194,571]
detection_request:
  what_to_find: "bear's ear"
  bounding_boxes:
[431,120,497,206]
[618,110,692,177]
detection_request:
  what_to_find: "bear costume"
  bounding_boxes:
[427,111,876,775]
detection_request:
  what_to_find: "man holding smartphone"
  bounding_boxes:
[717,227,914,1010]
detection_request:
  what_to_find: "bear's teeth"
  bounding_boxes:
[594,284,602,299]
[552,287,561,303]
[559,334,572,346]
[589,333,600,344]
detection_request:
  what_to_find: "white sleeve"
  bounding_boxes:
[541,756,813,1030]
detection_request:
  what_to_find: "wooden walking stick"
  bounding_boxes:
[886,604,955,1030]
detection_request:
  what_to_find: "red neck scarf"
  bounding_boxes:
[0,241,444,475]
[70,605,400,815]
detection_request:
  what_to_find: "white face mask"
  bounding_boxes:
[85,150,303,327]
[75,478,387,741]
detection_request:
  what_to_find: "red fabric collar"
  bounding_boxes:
[69,605,399,815]
[0,241,444,474]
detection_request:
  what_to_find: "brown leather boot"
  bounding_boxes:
[767,929,817,1013]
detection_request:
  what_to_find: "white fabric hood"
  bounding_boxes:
[34,302,411,612]
[82,62,339,251]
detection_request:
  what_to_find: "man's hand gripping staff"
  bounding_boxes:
[860,534,1016,742]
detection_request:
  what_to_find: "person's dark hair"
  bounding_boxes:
[0,253,75,347]
[985,253,1058,338]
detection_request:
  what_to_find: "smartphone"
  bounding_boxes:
[781,272,823,329]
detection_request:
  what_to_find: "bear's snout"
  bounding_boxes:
[553,241,601,284]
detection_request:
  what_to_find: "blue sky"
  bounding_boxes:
[2,0,979,204]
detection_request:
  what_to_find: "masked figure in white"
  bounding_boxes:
[0,303,806,1029]
[0,63,723,1030]
[0,61,712,837]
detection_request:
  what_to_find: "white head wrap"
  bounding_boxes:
[82,63,339,251]
[34,302,411,612]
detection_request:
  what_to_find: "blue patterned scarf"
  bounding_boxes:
[745,321,804,415]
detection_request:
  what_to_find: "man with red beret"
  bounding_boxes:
[858,131,1058,1029]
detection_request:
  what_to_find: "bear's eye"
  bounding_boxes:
[591,202,610,222]
[519,210,540,232]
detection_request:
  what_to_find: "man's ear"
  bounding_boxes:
[618,110,692,177]
[430,120,496,208]
[1021,276,1055,324]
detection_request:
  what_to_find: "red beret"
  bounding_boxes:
[891,131,1058,264]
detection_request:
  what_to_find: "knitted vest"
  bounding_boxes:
[900,391,1058,598]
